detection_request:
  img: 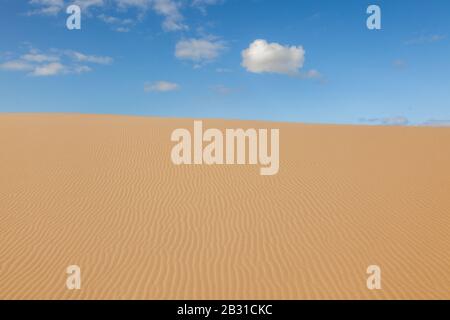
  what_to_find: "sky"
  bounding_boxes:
[1,0,450,125]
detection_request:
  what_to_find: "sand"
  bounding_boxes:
[0,113,449,300]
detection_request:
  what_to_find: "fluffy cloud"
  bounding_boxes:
[242,39,305,75]
[0,48,112,77]
[175,38,226,64]
[144,81,179,92]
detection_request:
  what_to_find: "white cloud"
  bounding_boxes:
[152,0,187,31]
[26,0,188,32]
[31,62,65,76]
[0,60,34,71]
[421,119,450,127]
[98,14,134,32]
[360,116,409,126]
[216,67,231,73]
[393,59,407,69]
[27,0,64,16]
[98,14,133,25]
[175,38,226,64]
[0,47,112,77]
[211,84,233,95]
[144,81,179,92]
[71,0,105,11]
[405,34,446,45]
[114,0,186,31]
[301,69,322,79]
[192,0,223,13]
[242,39,305,75]
[115,0,150,9]
[67,51,113,64]
[21,51,59,63]
[192,0,222,6]
[27,0,105,15]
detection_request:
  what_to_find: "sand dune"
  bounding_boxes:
[0,113,449,299]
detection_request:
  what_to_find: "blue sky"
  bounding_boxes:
[1,0,449,125]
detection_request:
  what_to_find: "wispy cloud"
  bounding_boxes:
[421,119,450,127]
[299,69,322,80]
[114,0,187,31]
[392,59,407,69]
[191,0,224,14]
[144,80,179,92]
[26,0,65,16]
[175,37,226,66]
[66,50,113,64]
[0,47,112,77]
[405,34,446,45]
[359,116,409,126]
[26,0,187,32]
[152,0,187,31]
[26,0,104,16]
[211,84,234,95]
[98,13,134,32]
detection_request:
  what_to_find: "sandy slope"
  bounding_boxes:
[0,113,449,299]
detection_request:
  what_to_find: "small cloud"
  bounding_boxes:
[0,47,112,77]
[306,12,321,21]
[66,51,113,64]
[26,0,65,16]
[175,37,226,65]
[27,0,186,32]
[73,0,105,11]
[421,119,450,127]
[144,80,179,92]
[98,13,134,31]
[192,0,224,14]
[211,84,233,95]
[151,0,187,31]
[216,67,232,73]
[393,59,407,69]
[300,69,322,80]
[31,62,65,76]
[26,0,104,16]
[405,34,446,45]
[0,60,34,71]
[116,27,131,32]
[359,116,409,126]
[21,50,59,63]
[241,39,305,75]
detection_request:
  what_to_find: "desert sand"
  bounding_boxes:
[0,113,449,300]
